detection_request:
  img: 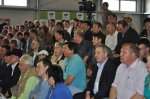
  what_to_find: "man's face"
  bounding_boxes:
[95,47,107,64]
[120,45,133,65]
[92,37,101,46]
[63,44,72,58]
[19,58,28,73]
[108,15,117,23]
[36,61,47,77]
[73,33,80,44]
[145,22,150,32]
[92,24,100,33]
[117,24,127,34]
[138,44,148,58]
[54,32,62,41]
[106,24,115,35]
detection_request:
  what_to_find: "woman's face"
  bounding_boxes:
[147,55,150,73]
[54,43,63,56]
[48,76,55,86]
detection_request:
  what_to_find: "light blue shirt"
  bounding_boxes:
[93,59,107,94]
[63,54,86,91]
[29,78,51,99]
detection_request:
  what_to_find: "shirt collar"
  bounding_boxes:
[97,59,108,69]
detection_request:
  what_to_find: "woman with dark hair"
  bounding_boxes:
[46,65,72,99]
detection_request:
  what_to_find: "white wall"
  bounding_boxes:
[0,9,37,25]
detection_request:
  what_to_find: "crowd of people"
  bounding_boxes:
[0,2,149,99]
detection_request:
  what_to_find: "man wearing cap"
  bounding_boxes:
[0,49,22,98]
[123,13,139,33]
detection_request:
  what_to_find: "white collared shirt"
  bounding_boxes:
[11,62,18,76]
[105,31,118,50]
[112,59,148,99]
[93,59,107,94]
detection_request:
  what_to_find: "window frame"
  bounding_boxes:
[102,0,137,12]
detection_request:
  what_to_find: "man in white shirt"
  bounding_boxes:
[109,43,148,99]
[105,23,118,51]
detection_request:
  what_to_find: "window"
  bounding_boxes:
[102,0,137,12]
[4,0,27,6]
[120,1,136,12]
[0,0,2,5]
[102,0,119,11]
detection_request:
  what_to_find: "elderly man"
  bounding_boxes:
[109,43,148,99]
[74,45,118,99]
[63,42,86,95]
[11,55,39,99]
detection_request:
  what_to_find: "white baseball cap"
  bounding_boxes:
[37,50,49,56]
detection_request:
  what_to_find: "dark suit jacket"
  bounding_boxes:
[87,59,118,98]
[115,27,140,54]
[0,63,21,97]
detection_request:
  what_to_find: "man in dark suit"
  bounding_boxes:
[73,45,118,99]
[0,49,22,98]
[114,20,140,54]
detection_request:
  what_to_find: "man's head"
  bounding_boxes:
[92,22,102,33]
[54,30,64,42]
[63,42,77,58]
[29,28,38,39]
[83,21,91,32]
[92,33,105,46]
[108,13,117,24]
[36,58,52,78]
[95,45,112,64]
[73,29,84,44]
[120,43,139,66]
[101,2,109,11]
[117,20,129,34]
[19,55,33,73]
[137,38,150,60]
[10,49,23,64]
[106,23,116,35]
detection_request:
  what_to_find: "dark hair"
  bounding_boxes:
[83,21,91,27]
[24,31,29,37]
[56,22,64,29]
[46,65,64,84]
[93,22,102,28]
[143,18,150,24]
[93,33,106,44]
[51,19,55,22]
[29,28,38,36]
[1,45,11,53]
[109,13,117,20]
[17,32,23,36]
[137,38,150,48]
[102,2,109,7]
[117,20,128,28]
[42,25,49,34]
[39,58,52,67]
[56,30,64,38]
[64,42,78,54]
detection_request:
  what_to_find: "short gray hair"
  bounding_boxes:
[20,54,34,67]
[96,45,113,59]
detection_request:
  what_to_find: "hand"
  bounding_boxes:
[85,91,90,99]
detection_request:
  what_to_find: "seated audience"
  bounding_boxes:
[46,65,72,99]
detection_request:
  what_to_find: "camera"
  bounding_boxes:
[79,0,96,12]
